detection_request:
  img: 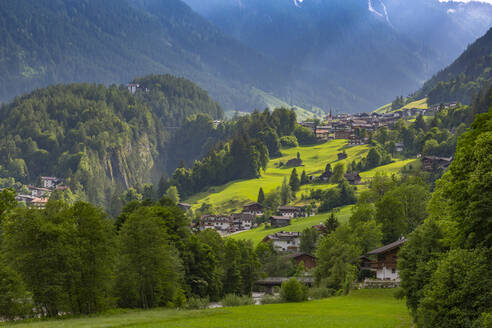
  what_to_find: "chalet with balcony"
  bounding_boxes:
[362,238,407,281]
[270,216,291,228]
[242,202,264,217]
[262,231,301,252]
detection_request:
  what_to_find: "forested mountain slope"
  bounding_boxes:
[415,27,492,105]
[0,0,290,111]
[0,75,223,207]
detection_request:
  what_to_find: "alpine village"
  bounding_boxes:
[0,1,491,327]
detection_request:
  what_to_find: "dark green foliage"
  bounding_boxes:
[324,212,339,235]
[300,227,319,254]
[289,168,301,193]
[416,28,492,106]
[315,181,357,213]
[392,96,406,110]
[398,219,446,317]
[280,135,299,148]
[170,108,297,197]
[314,226,359,294]
[0,78,222,208]
[2,201,115,316]
[115,206,183,309]
[280,278,308,303]
[416,249,491,328]
[399,103,492,326]
[257,188,265,204]
[294,126,318,145]
[0,259,32,320]
[300,170,309,185]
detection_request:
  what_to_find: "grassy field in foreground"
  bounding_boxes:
[3,289,412,328]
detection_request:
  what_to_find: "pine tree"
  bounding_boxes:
[289,168,300,192]
[300,170,309,185]
[257,188,265,204]
[280,177,293,205]
[325,212,339,234]
[297,152,301,160]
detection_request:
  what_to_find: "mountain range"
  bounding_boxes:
[0,0,491,113]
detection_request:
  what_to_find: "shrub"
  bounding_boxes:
[308,287,335,300]
[280,136,299,148]
[280,278,308,302]
[221,294,255,307]
[186,296,210,310]
[260,295,282,305]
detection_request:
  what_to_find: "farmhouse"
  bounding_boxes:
[231,213,255,231]
[421,156,453,171]
[364,238,407,281]
[277,205,310,218]
[262,231,301,252]
[199,215,232,233]
[242,202,264,216]
[27,185,50,198]
[334,130,354,140]
[285,158,303,167]
[270,216,291,228]
[287,253,317,270]
[344,173,362,185]
[40,177,62,190]
[31,197,48,210]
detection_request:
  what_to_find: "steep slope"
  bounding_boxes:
[415,27,492,105]
[0,0,290,111]
[183,0,492,111]
[0,75,223,206]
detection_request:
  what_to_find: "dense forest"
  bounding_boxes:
[0,75,223,207]
[415,27,492,105]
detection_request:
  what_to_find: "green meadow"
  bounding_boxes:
[374,98,428,114]
[2,289,411,328]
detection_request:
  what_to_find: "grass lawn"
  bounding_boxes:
[3,289,412,328]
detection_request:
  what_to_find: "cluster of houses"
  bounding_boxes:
[301,103,458,144]
[198,203,316,235]
[14,177,65,209]
[259,229,407,281]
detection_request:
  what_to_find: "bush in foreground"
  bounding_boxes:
[221,294,255,307]
[308,287,335,300]
[260,295,283,305]
[280,278,308,302]
[186,297,210,310]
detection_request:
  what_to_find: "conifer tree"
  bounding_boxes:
[300,170,309,185]
[289,168,300,192]
[257,188,265,204]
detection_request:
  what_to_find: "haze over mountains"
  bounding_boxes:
[0,0,491,113]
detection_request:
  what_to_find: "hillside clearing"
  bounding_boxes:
[2,289,411,328]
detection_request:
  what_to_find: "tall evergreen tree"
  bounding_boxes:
[289,168,301,193]
[257,188,265,204]
[300,170,309,185]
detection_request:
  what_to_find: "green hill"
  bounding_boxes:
[187,140,415,213]
[0,75,222,207]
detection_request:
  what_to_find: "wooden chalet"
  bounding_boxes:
[287,253,317,270]
[362,238,407,281]
[270,216,291,228]
[262,231,301,252]
[242,202,264,216]
[421,156,453,172]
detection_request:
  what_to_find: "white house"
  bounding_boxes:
[40,177,61,190]
[199,215,232,233]
[262,231,301,252]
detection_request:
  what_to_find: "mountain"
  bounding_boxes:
[183,0,492,112]
[0,75,222,207]
[0,0,296,112]
[414,27,492,106]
